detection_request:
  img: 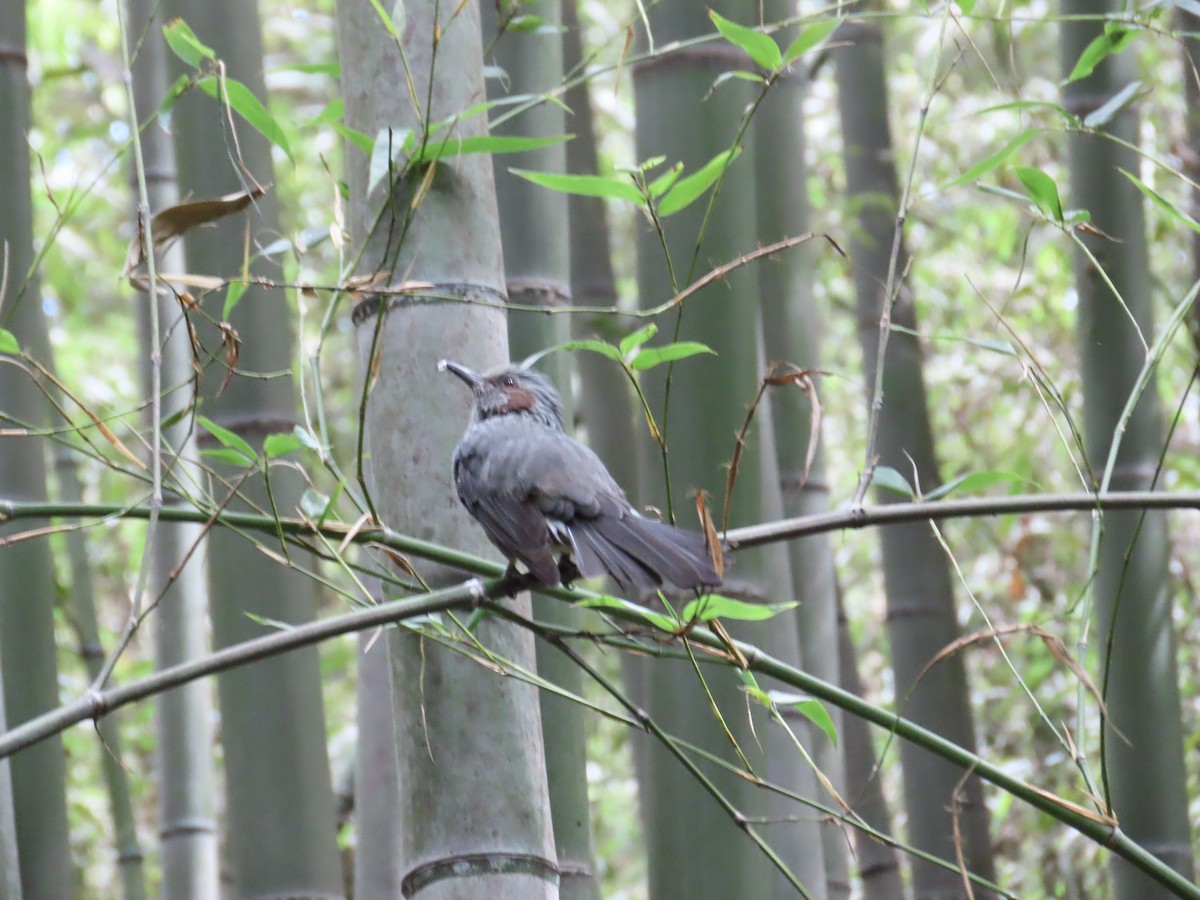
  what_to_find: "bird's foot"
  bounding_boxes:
[557,556,581,588]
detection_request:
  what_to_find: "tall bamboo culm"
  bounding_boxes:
[0,2,72,895]
[1060,4,1194,895]
[336,0,558,896]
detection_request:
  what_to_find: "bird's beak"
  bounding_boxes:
[437,359,483,389]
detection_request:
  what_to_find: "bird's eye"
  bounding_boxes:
[502,376,517,387]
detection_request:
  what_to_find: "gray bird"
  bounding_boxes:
[440,359,721,594]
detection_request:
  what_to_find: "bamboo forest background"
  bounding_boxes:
[3,0,1200,898]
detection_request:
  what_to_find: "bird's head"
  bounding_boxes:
[438,360,565,430]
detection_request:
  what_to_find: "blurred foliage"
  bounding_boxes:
[15,0,1200,897]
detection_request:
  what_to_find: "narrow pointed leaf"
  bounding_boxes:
[710,10,781,70]
[198,415,257,463]
[924,470,1020,501]
[681,594,797,622]
[630,341,715,371]
[263,433,304,458]
[163,17,215,68]
[1066,25,1135,83]
[1083,81,1145,129]
[1119,167,1200,234]
[411,133,571,164]
[782,18,841,65]
[198,76,293,162]
[1014,165,1064,222]
[870,465,914,497]
[619,324,658,356]
[510,168,645,205]
[769,692,838,747]
[946,129,1039,188]
[658,148,741,217]
[0,329,19,355]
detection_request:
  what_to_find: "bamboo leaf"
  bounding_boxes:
[578,595,678,632]
[629,341,715,371]
[1014,165,1064,222]
[618,324,658,356]
[300,488,331,519]
[870,466,914,497]
[198,415,257,463]
[368,127,413,194]
[0,329,19,355]
[946,129,1039,188]
[658,148,741,217]
[411,133,571,164]
[562,339,623,362]
[510,168,645,205]
[781,18,841,65]
[162,17,215,68]
[681,594,797,622]
[223,280,249,320]
[198,76,293,163]
[769,692,838,746]
[263,432,304,458]
[709,10,781,70]
[1083,81,1145,129]
[1066,24,1136,84]
[646,162,684,198]
[925,470,1020,501]
[201,447,255,467]
[1118,167,1200,234]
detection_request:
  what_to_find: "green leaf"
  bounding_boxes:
[1119,167,1200,234]
[201,447,256,467]
[711,70,767,92]
[946,129,1039,188]
[782,18,841,65]
[577,595,678,632]
[870,466,914,498]
[198,415,257,463]
[333,122,375,156]
[658,148,741,217]
[223,280,249,320]
[263,432,304,458]
[646,162,684,198]
[510,168,644,205]
[366,0,401,38]
[276,62,340,77]
[0,329,19,355]
[619,324,658,356]
[769,692,838,746]
[710,10,782,70]
[629,341,715,371]
[561,339,623,362]
[1013,165,1064,222]
[925,470,1020,501]
[294,425,322,452]
[368,127,413,194]
[308,97,345,128]
[411,133,572,164]
[163,17,215,68]
[681,594,797,622]
[1083,81,1145,129]
[957,0,977,12]
[1066,24,1136,84]
[243,611,295,631]
[300,488,332,519]
[198,76,293,163]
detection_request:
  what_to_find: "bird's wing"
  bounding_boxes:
[513,429,627,522]
[454,442,559,584]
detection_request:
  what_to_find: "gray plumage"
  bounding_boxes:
[439,359,721,594]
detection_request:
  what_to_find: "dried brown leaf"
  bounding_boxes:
[124,187,267,277]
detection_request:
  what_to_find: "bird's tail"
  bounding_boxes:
[568,513,721,594]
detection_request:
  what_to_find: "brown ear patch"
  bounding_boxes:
[501,386,536,413]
